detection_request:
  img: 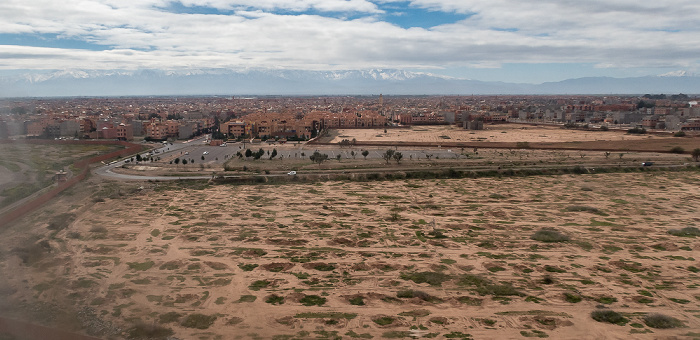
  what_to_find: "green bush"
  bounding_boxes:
[248,280,270,291]
[591,310,628,325]
[373,316,395,326]
[564,293,582,303]
[531,229,570,243]
[265,294,285,305]
[299,295,326,306]
[349,296,365,306]
[668,227,700,237]
[643,314,684,329]
[400,271,452,286]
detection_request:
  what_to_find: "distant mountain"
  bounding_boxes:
[1,69,699,97]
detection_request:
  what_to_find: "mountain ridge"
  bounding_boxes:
[1,69,699,97]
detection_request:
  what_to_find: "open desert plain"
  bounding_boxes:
[1,126,699,340]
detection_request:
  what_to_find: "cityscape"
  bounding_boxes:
[1,0,700,340]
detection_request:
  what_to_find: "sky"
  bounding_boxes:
[1,0,699,83]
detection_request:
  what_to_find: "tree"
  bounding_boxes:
[362,150,369,159]
[336,154,341,161]
[270,148,277,159]
[136,154,142,162]
[604,152,611,159]
[692,148,700,162]
[182,159,188,165]
[245,149,252,158]
[382,150,395,164]
[310,151,329,166]
[201,155,205,160]
[393,152,403,164]
[174,158,180,164]
[350,150,356,159]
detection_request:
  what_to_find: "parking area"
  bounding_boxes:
[153,141,467,165]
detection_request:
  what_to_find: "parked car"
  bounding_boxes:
[642,162,653,166]
[287,171,297,175]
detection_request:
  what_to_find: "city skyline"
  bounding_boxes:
[1,0,700,84]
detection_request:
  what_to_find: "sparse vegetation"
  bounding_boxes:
[591,310,628,325]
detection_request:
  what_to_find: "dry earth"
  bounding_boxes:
[1,170,699,339]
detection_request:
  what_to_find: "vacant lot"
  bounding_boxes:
[0,142,122,207]
[1,170,698,339]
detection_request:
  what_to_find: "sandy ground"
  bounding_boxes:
[329,125,660,144]
[1,171,699,339]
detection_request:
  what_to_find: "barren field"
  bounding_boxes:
[1,170,699,339]
[329,125,652,144]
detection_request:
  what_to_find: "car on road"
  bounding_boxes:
[184,151,189,155]
[203,151,209,155]
[287,171,297,175]
[642,162,653,166]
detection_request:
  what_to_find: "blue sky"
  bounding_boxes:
[0,0,698,83]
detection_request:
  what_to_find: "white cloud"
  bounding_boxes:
[0,0,698,72]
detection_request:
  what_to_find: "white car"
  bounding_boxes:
[287,171,297,175]
[203,151,209,155]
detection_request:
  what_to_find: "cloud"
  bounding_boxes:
[0,0,698,73]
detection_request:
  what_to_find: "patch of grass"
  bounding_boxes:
[265,294,285,305]
[669,298,690,304]
[643,314,684,329]
[237,295,257,303]
[349,296,365,306]
[520,330,548,338]
[400,271,452,286]
[457,296,483,306]
[249,280,270,291]
[596,296,618,304]
[372,316,395,326]
[299,295,326,306]
[531,229,569,243]
[181,313,217,329]
[444,331,473,339]
[381,331,411,338]
[668,227,700,237]
[294,312,357,319]
[591,310,628,326]
[563,293,582,303]
[127,261,154,271]
[238,263,258,271]
[565,205,606,215]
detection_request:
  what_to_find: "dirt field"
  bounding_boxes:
[1,170,699,339]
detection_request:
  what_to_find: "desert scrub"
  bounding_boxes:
[265,294,285,305]
[238,263,258,271]
[400,271,452,286]
[372,316,395,326]
[237,295,257,302]
[668,227,700,237]
[248,280,270,291]
[563,293,582,303]
[565,205,606,215]
[349,296,365,306]
[181,313,217,329]
[396,290,442,303]
[643,314,684,329]
[127,261,154,271]
[300,295,326,306]
[158,312,181,324]
[591,310,628,325]
[531,229,569,243]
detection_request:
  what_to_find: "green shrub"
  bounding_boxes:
[181,314,217,329]
[668,227,700,237]
[265,294,285,305]
[158,312,181,324]
[373,316,395,326]
[531,229,570,243]
[643,314,684,329]
[564,293,582,303]
[248,280,270,291]
[400,271,452,286]
[349,296,365,306]
[238,263,259,271]
[299,295,326,306]
[591,310,628,325]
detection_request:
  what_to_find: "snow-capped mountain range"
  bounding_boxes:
[1,68,699,97]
